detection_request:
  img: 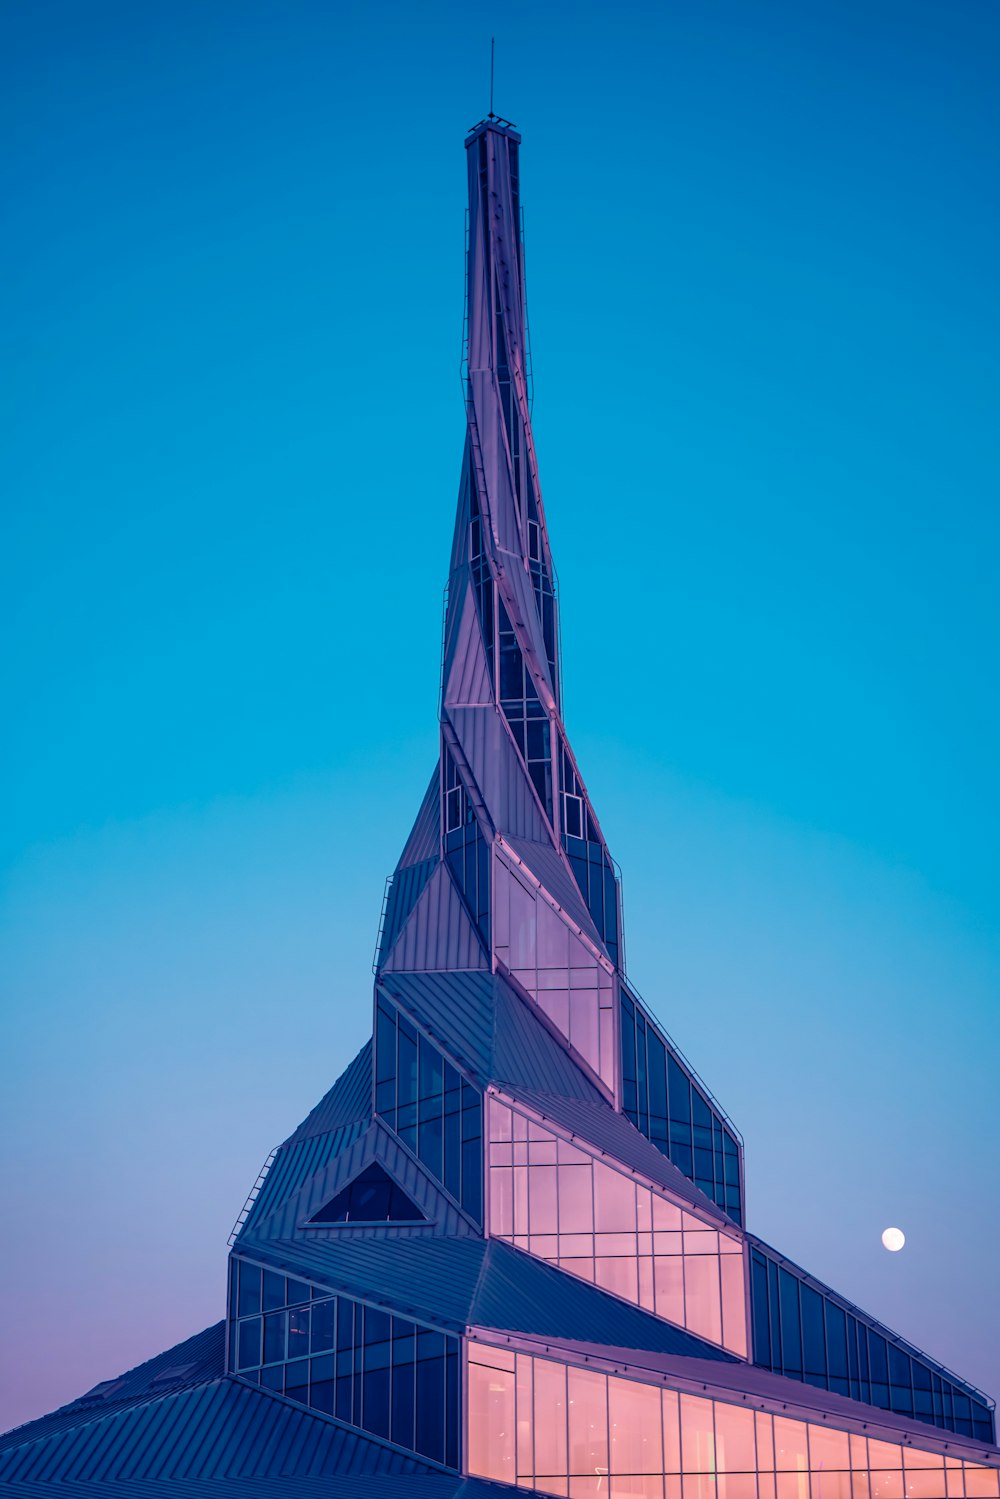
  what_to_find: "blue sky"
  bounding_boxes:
[1,0,998,1433]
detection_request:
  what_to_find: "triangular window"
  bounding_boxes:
[308,1163,427,1225]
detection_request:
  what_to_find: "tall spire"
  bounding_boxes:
[383,117,623,1099]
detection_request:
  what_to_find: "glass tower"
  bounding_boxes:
[3,118,997,1499]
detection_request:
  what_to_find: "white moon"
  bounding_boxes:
[881,1227,905,1252]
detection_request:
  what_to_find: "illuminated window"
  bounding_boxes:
[487,1097,747,1358]
[466,1341,1000,1499]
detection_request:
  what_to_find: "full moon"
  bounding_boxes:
[881,1227,906,1252]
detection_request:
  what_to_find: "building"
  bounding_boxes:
[2,117,997,1499]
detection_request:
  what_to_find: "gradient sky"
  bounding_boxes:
[2,0,998,1436]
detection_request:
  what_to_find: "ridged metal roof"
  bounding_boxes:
[379,971,494,1080]
[235,1234,734,1361]
[0,1378,432,1486]
[0,1474,502,1497]
[248,1122,477,1242]
[1,1324,225,1454]
[498,1087,732,1226]
[378,970,602,1104]
[241,1120,368,1237]
[284,1040,372,1146]
[382,863,488,974]
[396,768,442,871]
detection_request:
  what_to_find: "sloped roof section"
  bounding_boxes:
[378,970,604,1103]
[396,768,441,870]
[0,1474,502,1498]
[0,1378,433,1486]
[379,971,495,1081]
[246,1121,477,1241]
[285,1040,372,1146]
[0,1323,225,1455]
[235,1234,734,1361]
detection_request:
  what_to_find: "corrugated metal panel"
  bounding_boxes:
[248,1123,475,1241]
[492,978,603,1102]
[0,1379,432,1485]
[502,835,601,945]
[474,1243,734,1360]
[379,971,495,1082]
[475,1335,1000,1467]
[499,1088,730,1226]
[0,1474,495,1498]
[236,1235,488,1332]
[396,768,441,871]
[443,583,492,709]
[378,856,438,969]
[383,864,487,973]
[284,1041,372,1146]
[0,1325,225,1454]
[447,707,548,844]
[241,1121,368,1237]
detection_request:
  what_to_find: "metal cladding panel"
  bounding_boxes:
[479,1337,1000,1468]
[236,1235,489,1332]
[474,1242,734,1360]
[492,977,604,1102]
[443,583,492,709]
[285,1040,372,1146]
[382,863,487,973]
[500,1088,731,1226]
[379,970,495,1082]
[396,768,441,870]
[379,856,438,967]
[446,707,548,843]
[0,1379,432,1484]
[241,1121,368,1237]
[0,1325,225,1454]
[0,1476,487,1498]
[249,1122,475,1240]
[502,835,601,944]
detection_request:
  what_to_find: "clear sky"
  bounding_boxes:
[2,0,998,1436]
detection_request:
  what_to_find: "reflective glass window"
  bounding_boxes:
[373,995,484,1224]
[228,1257,459,1466]
[487,1097,747,1357]
[467,1342,1000,1499]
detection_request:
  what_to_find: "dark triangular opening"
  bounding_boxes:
[308,1162,427,1225]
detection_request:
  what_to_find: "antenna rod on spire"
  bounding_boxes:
[490,37,495,117]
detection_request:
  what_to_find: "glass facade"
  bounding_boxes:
[621,989,743,1225]
[494,851,616,1092]
[229,1257,459,1466]
[498,597,554,822]
[750,1244,994,1443]
[468,480,495,681]
[375,994,483,1223]
[559,739,620,969]
[487,1097,747,1357]
[443,749,491,946]
[467,1340,1000,1498]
